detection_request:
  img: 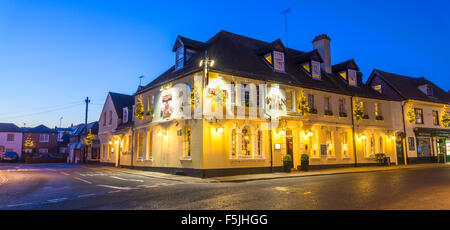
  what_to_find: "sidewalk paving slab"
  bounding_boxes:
[82,163,450,184]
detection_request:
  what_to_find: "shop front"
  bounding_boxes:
[414,128,450,163]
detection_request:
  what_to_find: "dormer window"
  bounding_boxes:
[418,84,434,96]
[123,107,129,123]
[273,51,285,72]
[311,60,321,79]
[301,62,310,73]
[339,71,347,80]
[264,53,272,65]
[348,69,357,86]
[373,85,382,93]
[175,45,185,70]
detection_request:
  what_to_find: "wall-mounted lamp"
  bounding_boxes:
[114,140,119,144]
[391,136,396,140]
[157,131,163,137]
[360,134,367,139]
[217,127,224,134]
[278,130,285,135]
[307,131,314,137]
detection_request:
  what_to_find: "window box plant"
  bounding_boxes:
[375,115,384,120]
[146,109,154,117]
[375,153,386,166]
[309,108,318,114]
[339,112,347,117]
[362,114,369,119]
[300,154,309,171]
[324,110,333,116]
[283,154,292,172]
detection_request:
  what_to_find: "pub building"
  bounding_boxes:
[98,31,449,177]
[368,69,450,164]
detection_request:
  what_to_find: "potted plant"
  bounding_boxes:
[283,154,292,172]
[375,153,386,166]
[300,154,309,171]
[324,110,333,116]
[339,112,347,117]
[375,115,384,120]
[309,108,318,114]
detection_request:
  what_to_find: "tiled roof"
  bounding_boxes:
[22,125,57,133]
[138,30,395,100]
[0,123,21,132]
[372,69,450,104]
[109,92,134,119]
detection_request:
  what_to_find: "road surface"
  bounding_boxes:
[0,163,449,209]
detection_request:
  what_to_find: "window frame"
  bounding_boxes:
[414,108,424,124]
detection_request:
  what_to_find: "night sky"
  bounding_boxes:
[0,0,449,127]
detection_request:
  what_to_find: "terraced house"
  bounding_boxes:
[99,30,418,177]
[368,70,450,163]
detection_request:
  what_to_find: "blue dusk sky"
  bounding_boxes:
[0,0,449,128]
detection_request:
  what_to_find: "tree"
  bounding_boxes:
[134,97,144,119]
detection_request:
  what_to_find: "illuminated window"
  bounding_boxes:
[257,131,262,156]
[375,103,382,117]
[147,94,154,113]
[184,126,191,157]
[311,61,321,79]
[231,129,237,156]
[146,131,152,159]
[432,110,439,126]
[286,89,294,112]
[241,127,251,156]
[379,136,384,153]
[370,134,375,155]
[302,62,310,73]
[137,132,144,159]
[341,132,348,156]
[264,53,272,65]
[339,71,347,80]
[348,69,357,86]
[273,51,285,72]
[415,108,424,124]
[373,85,382,93]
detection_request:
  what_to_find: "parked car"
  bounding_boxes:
[2,152,19,162]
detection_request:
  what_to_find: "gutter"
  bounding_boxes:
[401,102,409,165]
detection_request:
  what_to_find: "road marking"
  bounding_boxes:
[74,177,92,184]
[78,193,96,198]
[44,198,68,204]
[60,172,70,176]
[274,186,289,192]
[97,185,134,190]
[108,190,122,194]
[110,176,144,183]
[7,202,32,208]
[0,174,8,186]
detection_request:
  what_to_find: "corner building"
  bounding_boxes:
[101,31,405,177]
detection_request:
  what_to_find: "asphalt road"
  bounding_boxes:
[0,163,449,210]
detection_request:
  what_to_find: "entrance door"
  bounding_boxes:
[396,139,405,165]
[286,137,294,169]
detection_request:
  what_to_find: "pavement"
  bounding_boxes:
[209,163,450,182]
[88,162,450,183]
[1,162,450,209]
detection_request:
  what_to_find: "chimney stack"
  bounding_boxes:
[312,34,332,73]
